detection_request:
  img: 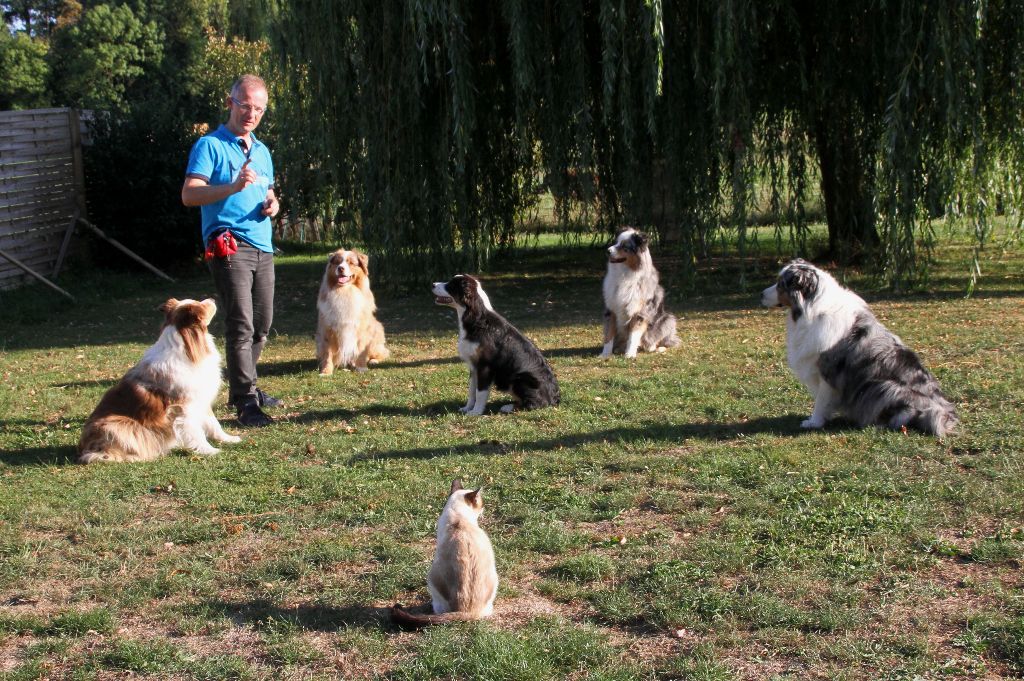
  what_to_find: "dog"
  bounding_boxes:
[316,248,389,375]
[78,298,241,463]
[601,228,679,358]
[761,259,958,436]
[432,274,559,415]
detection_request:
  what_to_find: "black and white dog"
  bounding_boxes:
[761,259,958,436]
[432,275,560,415]
[601,228,679,358]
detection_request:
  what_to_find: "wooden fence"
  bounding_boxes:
[0,108,89,291]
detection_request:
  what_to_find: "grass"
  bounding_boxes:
[1,223,1023,679]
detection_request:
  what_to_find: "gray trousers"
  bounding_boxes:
[207,242,275,406]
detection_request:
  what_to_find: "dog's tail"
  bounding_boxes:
[78,416,170,464]
[390,604,480,629]
[645,312,680,350]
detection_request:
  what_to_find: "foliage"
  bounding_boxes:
[268,1,1024,289]
[47,3,163,112]
[0,29,49,109]
[81,105,207,268]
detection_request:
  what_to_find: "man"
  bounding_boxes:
[182,74,281,427]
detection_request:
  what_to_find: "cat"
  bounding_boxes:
[391,479,499,627]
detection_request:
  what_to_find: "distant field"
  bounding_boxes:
[1,226,1022,680]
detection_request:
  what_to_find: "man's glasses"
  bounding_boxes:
[231,96,267,116]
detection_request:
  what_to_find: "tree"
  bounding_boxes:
[0,30,50,109]
[268,0,1024,289]
[48,2,163,111]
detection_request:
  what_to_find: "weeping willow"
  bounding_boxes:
[267,0,1024,289]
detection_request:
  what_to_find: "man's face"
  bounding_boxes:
[226,85,268,136]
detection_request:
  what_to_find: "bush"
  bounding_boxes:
[83,104,207,269]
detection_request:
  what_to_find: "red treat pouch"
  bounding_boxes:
[205,230,238,260]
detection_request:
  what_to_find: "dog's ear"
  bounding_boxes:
[461,276,477,304]
[356,251,369,275]
[632,231,649,250]
[781,264,818,319]
[159,298,179,321]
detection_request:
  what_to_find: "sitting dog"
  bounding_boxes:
[316,248,389,374]
[601,227,679,358]
[761,259,958,436]
[432,274,559,414]
[78,298,241,463]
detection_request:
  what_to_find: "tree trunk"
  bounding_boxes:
[815,118,879,263]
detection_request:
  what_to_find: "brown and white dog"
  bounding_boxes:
[78,298,241,463]
[601,228,679,358]
[316,248,389,375]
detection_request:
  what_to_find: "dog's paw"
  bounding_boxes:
[353,366,368,374]
[194,446,220,456]
[220,434,242,444]
[499,404,515,414]
[598,350,612,359]
[800,418,825,429]
[624,351,638,359]
[656,346,667,353]
[318,368,334,376]
[459,405,474,414]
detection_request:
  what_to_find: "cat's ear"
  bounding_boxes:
[449,479,463,495]
[465,489,483,509]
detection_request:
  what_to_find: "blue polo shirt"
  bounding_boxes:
[185,124,275,252]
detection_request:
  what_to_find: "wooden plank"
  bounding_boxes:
[0,180,73,199]
[0,139,74,157]
[0,198,75,221]
[0,247,74,300]
[0,109,74,122]
[0,183,73,204]
[0,125,73,142]
[68,109,88,218]
[0,184,74,205]
[0,158,71,179]
[0,227,72,248]
[0,170,73,189]
[1,214,73,238]
[52,211,79,277]
[0,135,72,151]
[1,218,72,241]
[79,218,175,282]
[0,241,64,268]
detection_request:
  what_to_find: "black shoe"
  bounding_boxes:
[255,388,282,408]
[237,402,273,427]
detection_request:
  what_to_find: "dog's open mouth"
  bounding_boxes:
[608,257,626,264]
[336,275,351,285]
[434,295,454,305]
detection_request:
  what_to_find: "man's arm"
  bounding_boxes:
[181,159,255,207]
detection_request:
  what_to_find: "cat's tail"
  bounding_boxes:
[390,604,480,629]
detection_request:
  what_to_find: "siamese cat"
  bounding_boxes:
[392,479,498,627]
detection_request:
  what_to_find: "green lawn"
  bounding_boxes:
[1,228,1022,680]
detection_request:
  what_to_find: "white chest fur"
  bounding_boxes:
[456,311,480,363]
[603,265,647,322]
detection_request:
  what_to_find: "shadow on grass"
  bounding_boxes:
[0,445,77,467]
[286,400,464,423]
[204,598,395,632]
[347,414,808,463]
[258,356,462,378]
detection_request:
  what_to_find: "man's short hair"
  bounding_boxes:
[231,74,267,97]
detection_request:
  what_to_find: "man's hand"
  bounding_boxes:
[262,194,280,217]
[233,158,256,193]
